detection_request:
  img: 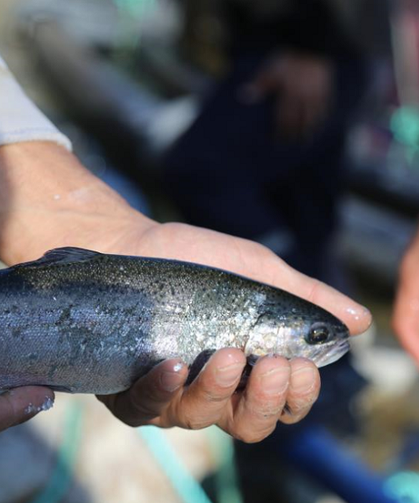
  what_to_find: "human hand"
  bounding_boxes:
[243,53,333,140]
[393,229,419,364]
[0,143,371,441]
[96,221,371,442]
[0,387,54,432]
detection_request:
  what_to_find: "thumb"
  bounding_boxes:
[0,387,55,431]
[97,359,188,427]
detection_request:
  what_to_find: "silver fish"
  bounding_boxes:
[0,247,350,394]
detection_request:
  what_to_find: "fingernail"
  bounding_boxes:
[215,363,243,387]
[24,395,54,415]
[40,395,54,412]
[344,306,372,335]
[291,367,316,393]
[261,367,290,395]
[24,403,36,415]
[346,306,371,322]
[161,363,185,392]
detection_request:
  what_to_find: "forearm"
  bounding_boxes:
[0,141,155,264]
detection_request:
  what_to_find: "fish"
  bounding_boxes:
[0,247,350,395]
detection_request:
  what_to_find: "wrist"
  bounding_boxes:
[0,142,156,264]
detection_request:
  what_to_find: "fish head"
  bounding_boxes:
[244,302,350,368]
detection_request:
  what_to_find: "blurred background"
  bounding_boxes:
[2,0,419,502]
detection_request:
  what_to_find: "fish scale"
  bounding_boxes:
[0,247,350,394]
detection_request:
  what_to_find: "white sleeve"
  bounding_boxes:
[0,55,72,150]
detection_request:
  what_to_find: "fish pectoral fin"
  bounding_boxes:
[187,352,260,388]
[237,354,260,390]
[186,349,216,385]
[13,247,102,269]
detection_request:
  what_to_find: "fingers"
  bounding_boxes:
[217,234,371,336]
[393,247,419,364]
[172,348,246,430]
[212,235,371,336]
[305,278,371,336]
[97,359,188,427]
[273,261,372,336]
[279,358,320,424]
[222,357,320,442]
[0,387,54,431]
[228,355,291,443]
[97,350,320,442]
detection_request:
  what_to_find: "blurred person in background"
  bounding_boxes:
[164,0,369,284]
[0,55,371,438]
[163,0,374,500]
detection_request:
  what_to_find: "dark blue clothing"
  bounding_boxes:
[163,37,369,503]
[164,53,367,280]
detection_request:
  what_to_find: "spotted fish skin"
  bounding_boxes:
[0,247,349,394]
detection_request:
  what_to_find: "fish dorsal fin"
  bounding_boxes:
[17,247,102,269]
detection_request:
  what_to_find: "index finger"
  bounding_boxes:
[270,261,372,336]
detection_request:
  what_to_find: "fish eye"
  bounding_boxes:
[305,323,331,345]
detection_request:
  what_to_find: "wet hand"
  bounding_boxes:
[99,350,319,443]
[98,221,371,442]
[0,143,370,438]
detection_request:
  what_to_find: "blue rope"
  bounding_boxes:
[28,403,240,503]
[207,427,243,503]
[138,426,213,503]
[384,471,419,503]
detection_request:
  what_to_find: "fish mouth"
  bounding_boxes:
[313,339,350,368]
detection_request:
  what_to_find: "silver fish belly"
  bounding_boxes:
[0,247,350,394]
